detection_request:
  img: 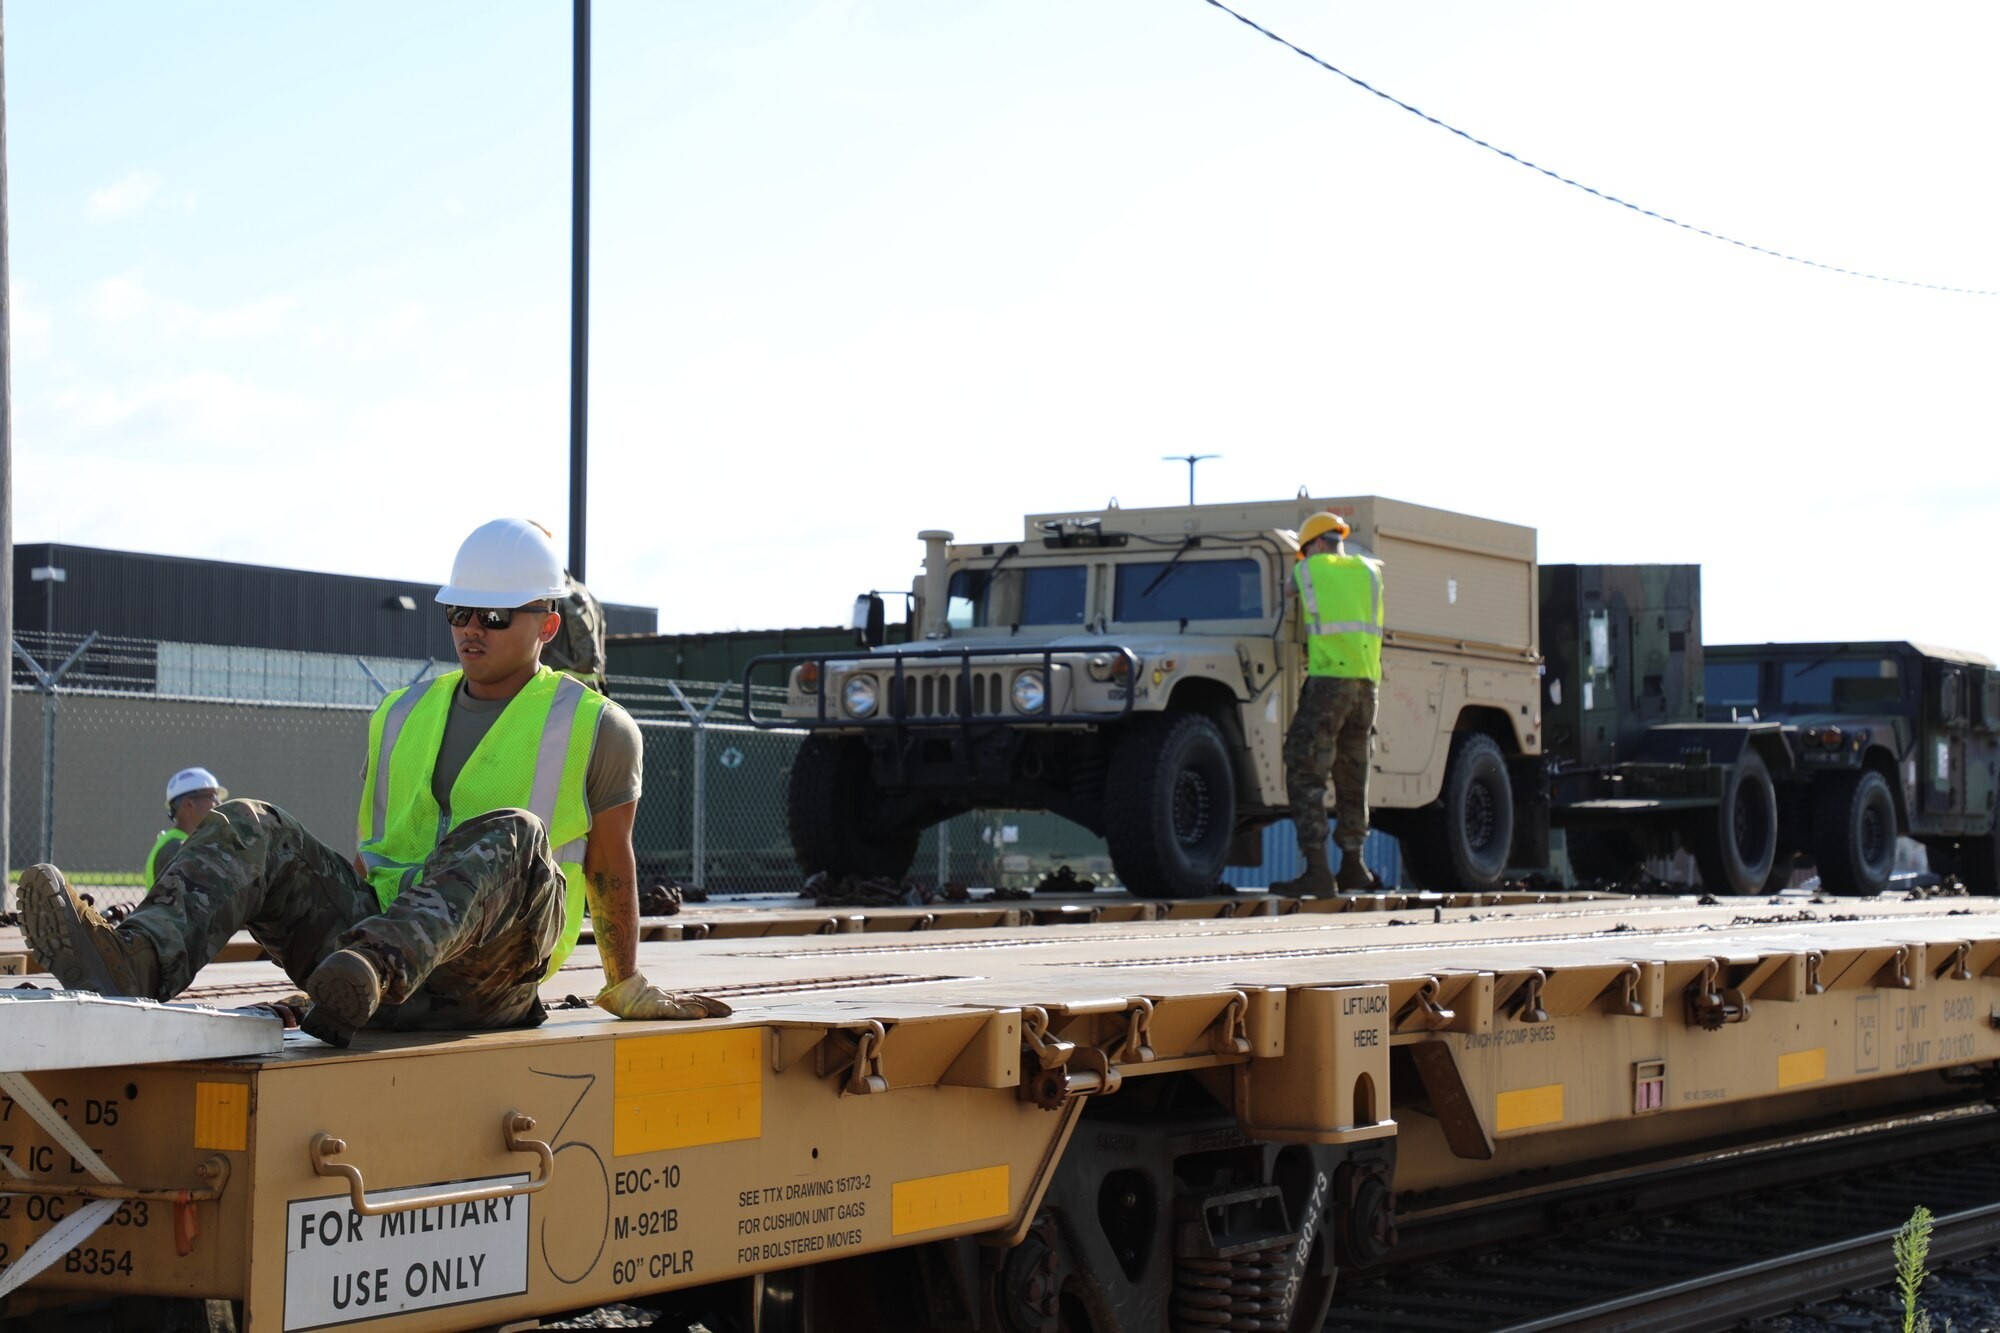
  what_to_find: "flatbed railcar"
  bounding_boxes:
[4,893,2000,1331]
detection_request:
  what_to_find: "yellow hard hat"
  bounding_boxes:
[1297,511,1351,547]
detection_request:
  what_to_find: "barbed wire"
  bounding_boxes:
[1203,0,2000,298]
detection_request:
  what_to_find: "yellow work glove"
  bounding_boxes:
[596,973,733,1021]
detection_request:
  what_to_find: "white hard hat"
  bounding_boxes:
[166,767,227,807]
[436,518,569,609]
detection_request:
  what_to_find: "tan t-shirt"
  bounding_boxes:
[430,680,643,819]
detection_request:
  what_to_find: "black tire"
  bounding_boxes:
[1812,770,1898,896]
[1402,733,1514,891]
[1104,712,1238,899]
[1688,750,1778,894]
[786,735,918,880]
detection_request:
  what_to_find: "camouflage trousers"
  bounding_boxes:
[120,799,565,1030]
[1283,676,1378,857]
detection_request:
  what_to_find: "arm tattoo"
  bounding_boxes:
[592,872,633,966]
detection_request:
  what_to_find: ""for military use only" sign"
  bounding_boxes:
[283,1176,530,1330]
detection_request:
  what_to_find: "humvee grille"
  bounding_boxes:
[894,669,1010,719]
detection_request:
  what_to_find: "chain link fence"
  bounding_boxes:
[611,675,1112,893]
[2,633,1123,908]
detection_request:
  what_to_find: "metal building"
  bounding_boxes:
[14,542,656,666]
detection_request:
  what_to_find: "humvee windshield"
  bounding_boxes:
[1112,557,1265,623]
[1706,655,1904,714]
[1780,656,1901,710]
[947,564,1087,629]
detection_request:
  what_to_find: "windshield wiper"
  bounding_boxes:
[1790,643,1849,679]
[1141,537,1200,598]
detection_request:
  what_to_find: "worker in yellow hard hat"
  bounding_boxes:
[1274,511,1384,894]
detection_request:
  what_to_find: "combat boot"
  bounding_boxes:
[17,864,160,997]
[1271,847,1336,897]
[1336,849,1380,893]
[301,948,386,1048]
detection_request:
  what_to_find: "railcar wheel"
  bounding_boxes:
[1688,750,1777,894]
[1813,770,1898,896]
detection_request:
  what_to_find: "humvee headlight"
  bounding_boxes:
[1087,654,1112,682]
[1012,670,1047,714]
[843,675,879,718]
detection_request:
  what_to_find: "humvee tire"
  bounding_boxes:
[1688,750,1778,894]
[1402,732,1514,891]
[1812,769,1897,896]
[786,734,920,881]
[1104,712,1237,899]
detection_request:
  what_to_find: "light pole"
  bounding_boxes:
[1162,454,1219,506]
[568,0,590,581]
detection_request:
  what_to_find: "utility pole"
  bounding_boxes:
[0,1,16,906]
[567,0,591,581]
[1162,454,1219,506]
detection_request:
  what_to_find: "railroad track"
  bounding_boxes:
[1325,1107,2000,1332]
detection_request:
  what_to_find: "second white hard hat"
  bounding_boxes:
[436,518,570,609]
[166,766,227,806]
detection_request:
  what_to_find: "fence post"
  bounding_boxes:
[937,818,949,886]
[665,682,728,890]
[13,633,98,865]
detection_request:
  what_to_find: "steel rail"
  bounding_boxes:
[1493,1197,2000,1333]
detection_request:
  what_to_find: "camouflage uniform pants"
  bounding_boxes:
[1283,676,1378,858]
[119,799,565,1030]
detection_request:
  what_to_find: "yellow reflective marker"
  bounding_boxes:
[892,1165,1010,1237]
[193,1081,249,1152]
[1495,1083,1564,1132]
[615,1028,763,1156]
[1777,1047,1827,1089]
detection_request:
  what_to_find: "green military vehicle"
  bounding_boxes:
[746,496,1544,897]
[1538,564,1797,893]
[1703,641,2000,894]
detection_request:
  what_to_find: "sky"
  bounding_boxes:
[9,1,1998,652]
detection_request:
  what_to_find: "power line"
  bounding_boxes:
[1202,0,2000,298]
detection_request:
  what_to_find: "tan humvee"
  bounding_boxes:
[765,496,1542,896]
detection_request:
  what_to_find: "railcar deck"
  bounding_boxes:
[2,892,1997,1330]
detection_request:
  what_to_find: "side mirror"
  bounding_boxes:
[852,593,886,648]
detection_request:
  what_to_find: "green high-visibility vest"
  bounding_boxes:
[1295,553,1385,681]
[357,667,604,979]
[146,828,187,884]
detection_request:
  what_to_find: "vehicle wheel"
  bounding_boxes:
[1564,828,1645,887]
[1104,712,1237,899]
[786,735,918,880]
[1403,733,1514,891]
[1812,770,1898,896]
[1688,750,1778,894]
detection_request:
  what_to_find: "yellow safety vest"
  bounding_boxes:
[146,828,187,884]
[356,667,604,978]
[1295,554,1385,681]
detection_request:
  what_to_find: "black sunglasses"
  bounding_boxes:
[444,604,549,630]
